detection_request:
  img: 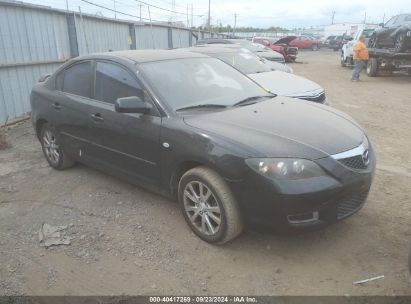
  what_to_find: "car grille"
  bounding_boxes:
[287,47,298,55]
[338,155,367,170]
[299,91,326,103]
[337,191,369,220]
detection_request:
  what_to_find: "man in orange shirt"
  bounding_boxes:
[351,35,369,81]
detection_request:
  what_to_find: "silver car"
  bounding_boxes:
[186,46,327,104]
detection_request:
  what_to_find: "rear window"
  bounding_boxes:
[62,61,92,98]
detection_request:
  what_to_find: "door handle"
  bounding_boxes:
[91,113,104,122]
[52,102,61,110]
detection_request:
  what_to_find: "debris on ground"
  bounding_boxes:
[353,275,385,285]
[0,130,11,150]
[38,223,71,247]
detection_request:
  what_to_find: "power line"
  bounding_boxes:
[134,0,204,17]
[80,0,164,22]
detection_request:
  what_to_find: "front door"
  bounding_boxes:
[85,60,162,185]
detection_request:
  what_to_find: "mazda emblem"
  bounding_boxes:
[362,149,370,166]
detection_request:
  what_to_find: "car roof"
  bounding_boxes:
[74,49,208,63]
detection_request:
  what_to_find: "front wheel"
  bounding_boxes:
[394,33,406,52]
[40,124,75,170]
[366,58,378,77]
[341,53,347,67]
[178,166,243,244]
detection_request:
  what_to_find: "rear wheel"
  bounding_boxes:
[311,44,319,51]
[40,124,75,170]
[394,33,406,52]
[178,166,243,244]
[366,58,378,77]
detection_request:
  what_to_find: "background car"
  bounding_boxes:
[196,38,286,63]
[186,46,327,104]
[194,44,293,73]
[289,35,322,50]
[369,13,411,52]
[329,35,353,51]
[31,50,375,244]
[252,36,298,61]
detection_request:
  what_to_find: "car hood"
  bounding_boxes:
[183,97,365,159]
[274,36,297,45]
[255,51,284,59]
[248,71,322,97]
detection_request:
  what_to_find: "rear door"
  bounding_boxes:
[86,60,162,185]
[54,61,93,158]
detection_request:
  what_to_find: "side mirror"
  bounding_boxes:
[115,96,153,114]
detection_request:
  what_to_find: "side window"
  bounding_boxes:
[55,71,64,91]
[62,61,92,98]
[95,61,143,104]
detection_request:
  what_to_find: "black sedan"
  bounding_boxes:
[31,50,375,244]
[370,13,411,52]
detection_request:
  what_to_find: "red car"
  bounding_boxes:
[252,36,298,62]
[289,35,322,50]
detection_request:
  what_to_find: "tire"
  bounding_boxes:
[368,33,378,48]
[407,68,411,76]
[178,166,243,244]
[40,123,75,170]
[394,33,406,52]
[340,53,346,67]
[311,44,319,51]
[366,58,378,77]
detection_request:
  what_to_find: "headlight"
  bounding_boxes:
[245,158,326,180]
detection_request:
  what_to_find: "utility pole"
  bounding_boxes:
[233,13,238,37]
[139,4,142,22]
[148,6,154,49]
[187,4,189,28]
[207,0,211,30]
[331,11,335,24]
[113,0,117,19]
[66,0,69,12]
[191,3,193,28]
[363,11,367,24]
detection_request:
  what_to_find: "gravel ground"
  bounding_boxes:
[0,50,410,296]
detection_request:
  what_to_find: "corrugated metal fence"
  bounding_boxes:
[0,1,228,124]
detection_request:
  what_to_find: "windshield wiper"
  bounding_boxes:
[233,95,275,107]
[176,104,227,111]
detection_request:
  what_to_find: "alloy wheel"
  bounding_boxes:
[183,181,221,236]
[395,34,405,52]
[42,130,60,165]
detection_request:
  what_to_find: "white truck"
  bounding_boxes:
[340,28,375,67]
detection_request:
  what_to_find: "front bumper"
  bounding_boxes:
[228,149,375,231]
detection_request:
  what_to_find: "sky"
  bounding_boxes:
[21,0,411,29]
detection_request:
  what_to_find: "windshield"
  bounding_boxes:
[362,29,375,38]
[214,51,271,74]
[139,57,269,111]
[232,40,267,52]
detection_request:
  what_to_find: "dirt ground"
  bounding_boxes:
[0,50,410,296]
